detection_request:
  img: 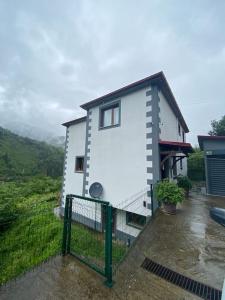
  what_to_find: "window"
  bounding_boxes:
[182,131,185,142]
[99,102,120,129]
[75,156,84,172]
[178,123,181,136]
[126,212,146,229]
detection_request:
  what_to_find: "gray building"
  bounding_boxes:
[198,136,225,196]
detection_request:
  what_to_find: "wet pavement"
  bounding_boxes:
[1,191,225,300]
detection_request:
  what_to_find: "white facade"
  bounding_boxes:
[62,73,190,241]
[62,121,86,203]
[159,90,185,142]
[87,87,152,211]
[159,90,187,177]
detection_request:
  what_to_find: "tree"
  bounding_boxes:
[208,115,225,136]
[187,147,205,181]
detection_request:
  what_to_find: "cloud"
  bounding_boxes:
[0,0,225,144]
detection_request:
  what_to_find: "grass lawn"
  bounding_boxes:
[0,191,126,285]
[0,192,62,285]
[70,222,127,271]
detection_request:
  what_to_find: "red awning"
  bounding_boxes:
[159,140,193,153]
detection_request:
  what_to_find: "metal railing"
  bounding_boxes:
[62,194,113,287]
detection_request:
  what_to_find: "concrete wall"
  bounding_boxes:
[116,209,140,238]
[62,121,86,206]
[84,87,153,214]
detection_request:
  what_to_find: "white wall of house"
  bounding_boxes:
[158,90,187,176]
[86,87,153,212]
[62,121,86,205]
[159,90,185,142]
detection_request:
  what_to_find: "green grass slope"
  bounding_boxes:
[0,127,64,180]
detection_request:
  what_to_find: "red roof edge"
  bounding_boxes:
[159,140,193,148]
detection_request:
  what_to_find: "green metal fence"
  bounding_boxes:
[1,191,150,287]
[62,194,113,287]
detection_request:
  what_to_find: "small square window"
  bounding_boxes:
[99,102,120,129]
[75,156,84,172]
[126,212,146,229]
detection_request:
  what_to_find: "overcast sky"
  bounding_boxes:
[0,0,225,145]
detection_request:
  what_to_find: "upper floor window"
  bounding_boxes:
[182,131,185,142]
[99,102,120,129]
[178,123,181,136]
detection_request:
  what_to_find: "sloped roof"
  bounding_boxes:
[62,116,86,127]
[80,71,189,133]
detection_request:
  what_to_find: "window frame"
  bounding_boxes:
[75,156,84,173]
[99,100,121,130]
[126,211,146,229]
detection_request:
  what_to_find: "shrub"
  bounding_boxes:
[177,175,192,191]
[187,148,205,181]
[0,196,18,232]
[156,179,184,205]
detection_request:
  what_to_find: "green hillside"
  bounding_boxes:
[0,127,64,180]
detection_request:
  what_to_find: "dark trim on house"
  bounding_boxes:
[60,127,69,206]
[83,110,91,196]
[151,85,161,211]
[80,71,189,133]
[62,116,87,127]
[115,230,136,244]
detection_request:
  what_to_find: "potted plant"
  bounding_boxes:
[155,179,184,214]
[176,175,192,197]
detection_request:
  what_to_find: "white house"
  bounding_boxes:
[61,71,192,242]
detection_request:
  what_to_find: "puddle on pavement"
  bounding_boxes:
[190,221,206,238]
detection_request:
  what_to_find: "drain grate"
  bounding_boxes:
[141,258,222,300]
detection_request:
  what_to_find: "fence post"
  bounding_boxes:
[150,184,154,216]
[66,196,72,254]
[62,195,69,255]
[104,204,113,287]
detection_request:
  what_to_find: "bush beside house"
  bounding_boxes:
[187,148,205,181]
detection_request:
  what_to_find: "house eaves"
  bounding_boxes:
[80,71,189,133]
[62,116,87,127]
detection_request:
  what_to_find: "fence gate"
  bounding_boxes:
[62,194,113,287]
